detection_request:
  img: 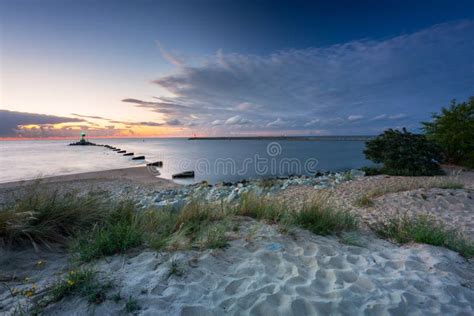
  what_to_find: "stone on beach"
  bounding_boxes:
[147,161,163,167]
[172,171,195,178]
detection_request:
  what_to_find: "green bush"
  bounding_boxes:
[422,97,474,168]
[364,128,443,176]
[359,166,382,176]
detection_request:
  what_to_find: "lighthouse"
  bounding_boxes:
[80,131,86,144]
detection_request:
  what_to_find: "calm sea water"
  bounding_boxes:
[0,138,371,184]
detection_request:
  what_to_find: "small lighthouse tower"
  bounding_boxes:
[80,131,86,144]
[69,130,95,146]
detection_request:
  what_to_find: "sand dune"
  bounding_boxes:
[32,219,473,315]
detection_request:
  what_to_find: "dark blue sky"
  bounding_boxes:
[1,0,474,137]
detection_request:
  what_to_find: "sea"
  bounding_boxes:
[0,138,372,184]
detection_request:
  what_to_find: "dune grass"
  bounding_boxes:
[354,194,374,207]
[235,193,358,235]
[70,200,143,261]
[2,186,357,260]
[375,215,474,258]
[0,187,111,249]
[50,268,110,304]
[235,193,285,223]
[354,178,464,208]
[367,178,464,199]
[294,200,358,235]
[24,268,111,314]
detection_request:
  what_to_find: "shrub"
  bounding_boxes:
[364,128,443,176]
[375,215,474,258]
[422,97,474,168]
[359,166,382,176]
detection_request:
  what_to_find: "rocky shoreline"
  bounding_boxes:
[125,169,366,209]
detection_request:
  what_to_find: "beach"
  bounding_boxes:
[1,167,473,315]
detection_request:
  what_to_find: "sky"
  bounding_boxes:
[1,0,473,138]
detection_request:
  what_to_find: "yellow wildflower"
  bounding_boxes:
[24,290,34,298]
[67,280,75,286]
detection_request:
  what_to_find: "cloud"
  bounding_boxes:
[137,20,474,135]
[371,114,387,121]
[166,119,182,126]
[71,113,110,120]
[236,102,261,111]
[0,110,84,137]
[388,113,407,120]
[371,113,407,121]
[304,118,321,127]
[348,115,364,121]
[156,41,185,67]
[267,118,285,127]
[225,115,251,125]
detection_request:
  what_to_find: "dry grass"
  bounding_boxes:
[367,178,463,199]
[0,187,111,249]
[354,177,464,207]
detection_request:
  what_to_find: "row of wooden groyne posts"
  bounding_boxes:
[70,142,195,178]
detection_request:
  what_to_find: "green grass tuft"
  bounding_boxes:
[50,268,110,304]
[167,258,185,278]
[293,200,358,235]
[375,215,474,258]
[201,223,229,249]
[354,194,374,207]
[436,182,464,190]
[340,231,364,247]
[125,296,140,314]
[71,202,143,262]
[235,193,284,223]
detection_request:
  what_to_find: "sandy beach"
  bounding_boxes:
[1,168,473,315]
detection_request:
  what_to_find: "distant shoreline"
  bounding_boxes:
[188,136,374,141]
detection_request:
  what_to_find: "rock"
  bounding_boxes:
[132,156,145,160]
[226,188,239,203]
[156,199,186,210]
[314,184,328,190]
[117,150,126,153]
[123,152,134,156]
[350,169,366,178]
[172,171,195,178]
[147,161,163,167]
